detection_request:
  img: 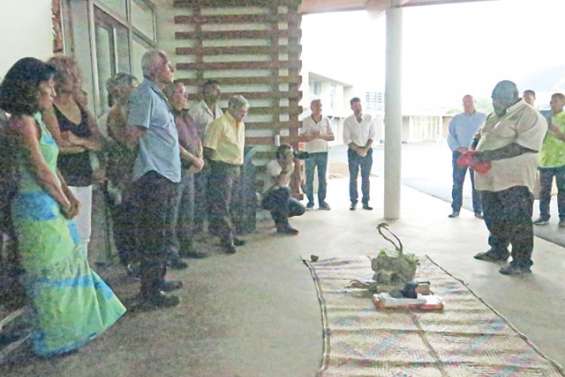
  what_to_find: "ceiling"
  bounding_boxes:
[299,0,496,14]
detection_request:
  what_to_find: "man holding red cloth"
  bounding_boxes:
[469,81,547,275]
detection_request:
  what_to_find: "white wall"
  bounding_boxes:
[0,0,53,77]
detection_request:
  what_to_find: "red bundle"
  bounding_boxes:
[456,150,491,175]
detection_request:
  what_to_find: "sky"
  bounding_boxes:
[301,0,565,114]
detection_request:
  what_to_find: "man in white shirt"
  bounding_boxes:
[262,144,305,235]
[188,80,223,234]
[473,81,547,275]
[300,99,334,210]
[343,97,376,211]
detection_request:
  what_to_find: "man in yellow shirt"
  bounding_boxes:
[533,93,565,227]
[204,95,248,254]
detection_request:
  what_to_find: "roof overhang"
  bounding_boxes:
[299,0,496,14]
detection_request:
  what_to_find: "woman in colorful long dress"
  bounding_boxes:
[0,57,126,357]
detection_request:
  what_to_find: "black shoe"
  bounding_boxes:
[277,225,299,235]
[362,204,373,211]
[125,263,141,279]
[306,202,315,209]
[533,217,549,225]
[159,280,183,292]
[168,257,188,270]
[448,211,460,218]
[319,202,331,211]
[223,243,237,254]
[233,238,246,247]
[350,203,357,211]
[474,250,509,263]
[474,212,484,219]
[499,262,532,276]
[141,291,180,309]
[179,248,208,259]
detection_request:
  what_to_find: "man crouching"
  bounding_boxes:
[262,144,306,235]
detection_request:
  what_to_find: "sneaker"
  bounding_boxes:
[350,203,357,211]
[448,211,460,218]
[159,280,183,292]
[277,225,299,235]
[499,262,531,276]
[141,291,180,309]
[306,202,315,209]
[362,204,373,211]
[474,212,484,219]
[533,217,549,225]
[474,250,509,263]
[319,202,331,211]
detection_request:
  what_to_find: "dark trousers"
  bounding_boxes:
[348,148,373,205]
[538,166,565,220]
[305,152,328,205]
[482,186,534,267]
[451,151,482,213]
[131,171,179,297]
[193,168,208,233]
[207,161,241,245]
[262,187,305,227]
[171,172,195,253]
[104,190,137,267]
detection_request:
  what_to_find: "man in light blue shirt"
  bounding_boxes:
[126,49,184,309]
[447,95,486,218]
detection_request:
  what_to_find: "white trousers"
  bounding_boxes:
[69,185,93,254]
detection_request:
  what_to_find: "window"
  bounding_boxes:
[92,0,156,115]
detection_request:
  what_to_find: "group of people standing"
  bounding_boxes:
[447,82,564,276]
[0,48,257,357]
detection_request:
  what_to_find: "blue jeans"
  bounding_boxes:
[169,172,195,254]
[451,151,482,213]
[262,187,305,227]
[305,152,328,205]
[348,148,372,205]
[538,166,565,220]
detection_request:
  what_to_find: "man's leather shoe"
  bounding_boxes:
[474,250,509,262]
[362,204,373,211]
[159,280,183,292]
[277,225,299,235]
[233,238,246,247]
[350,203,357,211]
[168,257,188,270]
[179,248,208,259]
[448,211,460,218]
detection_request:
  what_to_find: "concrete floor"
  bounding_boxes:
[2,177,565,377]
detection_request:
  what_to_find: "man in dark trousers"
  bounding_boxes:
[204,95,249,254]
[473,81,547,275]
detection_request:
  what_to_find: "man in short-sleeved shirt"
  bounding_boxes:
[300,99,334,210]
[126,50,183,308]
[343,97,376,210]
[473,81,547,276]
[203,95,248,254]
[188,81,223,234]
[261,145,305,235]
[533,93,565,226]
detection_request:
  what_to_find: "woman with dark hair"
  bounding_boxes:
[0,57,125,357]
[42,55,104,257]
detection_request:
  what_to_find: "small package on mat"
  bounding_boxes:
[373,293,444,311]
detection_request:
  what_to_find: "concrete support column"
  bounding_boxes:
[384,1,403,220]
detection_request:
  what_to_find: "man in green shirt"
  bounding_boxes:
[533,92,565,227]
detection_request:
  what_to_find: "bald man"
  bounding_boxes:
[473,81,547,275]
[447,95,486,218]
